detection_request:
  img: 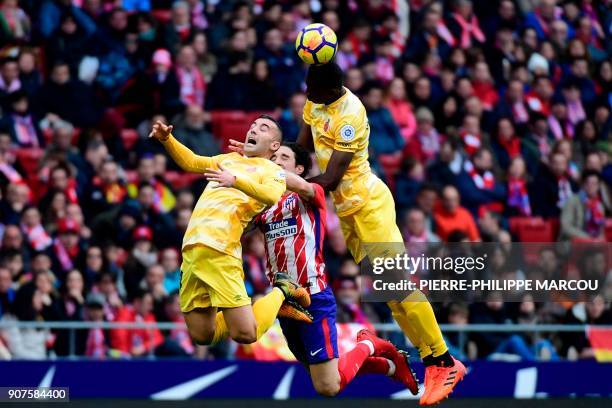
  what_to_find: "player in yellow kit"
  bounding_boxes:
[297,63,466,405]
[149,117,311,347]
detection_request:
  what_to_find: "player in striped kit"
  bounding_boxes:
[252,142,419,397]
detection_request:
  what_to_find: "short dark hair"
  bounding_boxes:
[582,169,601,183]
[257,114,282,140]
[282,142,312,176]
[306,62,343,92]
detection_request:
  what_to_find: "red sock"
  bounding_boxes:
[358,357,392,376]
[337,343,371,392]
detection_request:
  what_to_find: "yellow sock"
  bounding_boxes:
[253,287,284,339]
[210,288,285,344]
[389,301,432,359]
[211,311,229,344]
[399,290,448,357]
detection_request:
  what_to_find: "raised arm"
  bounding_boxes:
[297,122,314,152]
[285,171,315,200]
[307,149,353,192]
[149,121,215,173]
[204,164,286,206]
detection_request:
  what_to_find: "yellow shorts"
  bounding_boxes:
[339,179,404,263]
[179,244,251,312]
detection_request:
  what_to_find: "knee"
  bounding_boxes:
[188,329,214,346]
[230,326,257,344]
[313,380,340,397]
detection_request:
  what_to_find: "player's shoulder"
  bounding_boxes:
[338,88,366,116]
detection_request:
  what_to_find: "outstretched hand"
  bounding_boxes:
[227,139,245,155]
[149,120,173,141]
[204,164,236,188]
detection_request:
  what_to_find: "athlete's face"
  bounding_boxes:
[243,117,281,158]
[271,146,304,176]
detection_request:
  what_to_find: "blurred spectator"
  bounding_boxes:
[363,82,404,157]
[433,185,480,242]
[506,157,532,217]
[35,61,101,128]
[530,152,578,218]
[110,289,163,357]
[172,104,219,156]
[159,247,180,295]
[54,269,86,356]
[83,292,111,359]
[455,148,506,218]
[560,171,609,241]
[0,267,15,317]
[562,295,612,359]
[385,77,416,143]
[334,276,378,325]
[50,218,84,278]
[123,225,156,299]
[406,107,441,165]
[278,92,306,143]
[0,90,41,148]
[401,207,440,243]
[175,44,205,107]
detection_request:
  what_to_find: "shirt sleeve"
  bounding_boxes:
[332,114,367,153]
[161,135,218,173]
[302,100,313,125]
[234,164,286,206]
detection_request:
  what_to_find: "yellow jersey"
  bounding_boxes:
[161,137,286,259]
[303,87,379,216]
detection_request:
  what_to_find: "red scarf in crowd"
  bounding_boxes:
[512,101,529,123]
[581,191,605,238]
[86,327,107,359]
[0,162,22,183]
[461,131,481,156]
[452,12,484,48]
[498,135,521,159]
[507,177,532,216]
[22,224,52,251]
[53,238,77,272]
[175,66,205,106]
[465,160,494,190]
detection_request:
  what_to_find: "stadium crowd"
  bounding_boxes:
[0,0,610,361]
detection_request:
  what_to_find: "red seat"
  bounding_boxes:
[210,111,278,152]
[151,10,171,23]
[15,148,44,178]
[165,172,205,190]
[121,129,139,150]
[606,219,612,242]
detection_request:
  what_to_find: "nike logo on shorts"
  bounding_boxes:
[310,348,323,356]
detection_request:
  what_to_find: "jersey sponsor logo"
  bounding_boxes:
[340,124,355,141]
[264,218,298,241]
[337,141,354,148]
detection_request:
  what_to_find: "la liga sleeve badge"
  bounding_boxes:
[340,124,355,141]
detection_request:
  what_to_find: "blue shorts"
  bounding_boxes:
[279,286,339,365]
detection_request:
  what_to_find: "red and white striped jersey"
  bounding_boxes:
[254,183,328,294]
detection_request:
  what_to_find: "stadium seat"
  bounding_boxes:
[211,111,278,152]
[606,219,612,242]
[165,171,205,190]
[121,129,139,150]
[15,147,44,179]
[151,10,171,23]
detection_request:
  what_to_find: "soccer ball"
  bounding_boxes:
[295,23,338,65]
